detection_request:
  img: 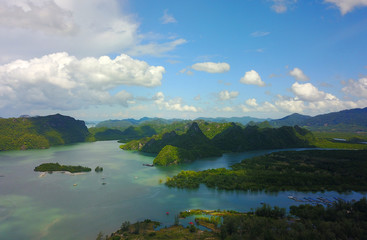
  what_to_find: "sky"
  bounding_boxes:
[0,0,367,121]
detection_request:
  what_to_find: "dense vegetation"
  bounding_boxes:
[166,150,367,192]
[0,114,91,151]
[211,124,313,152]
[104,198,367,240]
[122,122,314,166]
[153,145,195,166]
[34,163,91,173]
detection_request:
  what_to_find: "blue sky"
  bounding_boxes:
[0,0,366,121]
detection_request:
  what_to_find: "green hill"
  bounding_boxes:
[212,124,314,152]
[0,114,91,151]
[122,121,314,166]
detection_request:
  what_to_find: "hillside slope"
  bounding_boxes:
[0,114,91,151]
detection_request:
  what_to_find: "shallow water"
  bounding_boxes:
[0,141,365,240]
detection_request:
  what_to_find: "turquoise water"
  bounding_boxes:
[0,141,365,240]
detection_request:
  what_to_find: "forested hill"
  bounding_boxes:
[269,107,367,131]
[0,114,91,151]
[121,122,314,166]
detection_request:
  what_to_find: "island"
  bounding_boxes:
[34,163,91,173]
[102,198,367,240]
[165,149,367,192]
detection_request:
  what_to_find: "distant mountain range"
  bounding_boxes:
[95,107,367,132]
[269,107,367,131]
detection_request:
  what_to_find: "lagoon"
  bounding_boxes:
[0,141,365,240]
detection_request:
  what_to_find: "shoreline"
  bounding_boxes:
[38,171,87,177]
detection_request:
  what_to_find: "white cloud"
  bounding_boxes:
[161,9,177,24]
[257,101,279,112]
[240,70,266,87]
[154,92,199,112]
[216,106,235,112]
[270,0,297,13]
[191,62,230,73]
[289,67,309,81]
[342,77,367,98]
[0,0,77,35]
[0,52,164,112]
[241,99,278,113]
[218,90,239,101]
[275,97,306,113]
[324,0,367,15]
[0,0,186,63]
[240,105,251,112]
[245,98,258,107]
[250,31,270,37]
[291,82,337,102]
[124,38,187,57]
[274,81,364,115]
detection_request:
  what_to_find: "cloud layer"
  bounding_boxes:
[325,0,367,14]
[0,0,186,63]
[191,62,230,73]
[0,52,165,111]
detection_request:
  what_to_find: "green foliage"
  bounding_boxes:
[120,221,130,232]
[211,124,314,152]
[166,150,367,192]
[125,122,314,166]
[106,199,367,240]
[153,145,195,166]
[34,162,91,173]
[0,114,91,151]
[95,166,103,172]
[219,198,367,240]
[255,204,285,218]
[311,131,367,149]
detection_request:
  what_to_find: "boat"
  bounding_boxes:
[143,163,154,167]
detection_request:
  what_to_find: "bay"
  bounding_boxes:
[0,141,365,240]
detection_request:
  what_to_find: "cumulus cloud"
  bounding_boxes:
[291,82,337,102]
[245,98,258,107]
[270,0,297,13]
[218,90,239,101]
[0,0,187,63]
[191,62,230,73]
[273,81,364,115]
[154,92,199,112]
[161,9,177,24]
[240,70,266,87]
[289,67,309,81]
[0,52,164,112]
[342,77,367,98]
[324,0,367,15]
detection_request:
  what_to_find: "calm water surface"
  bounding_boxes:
[0,141,365,240]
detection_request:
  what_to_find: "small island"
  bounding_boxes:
[95,166,104,172]
[34,162,91,173]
